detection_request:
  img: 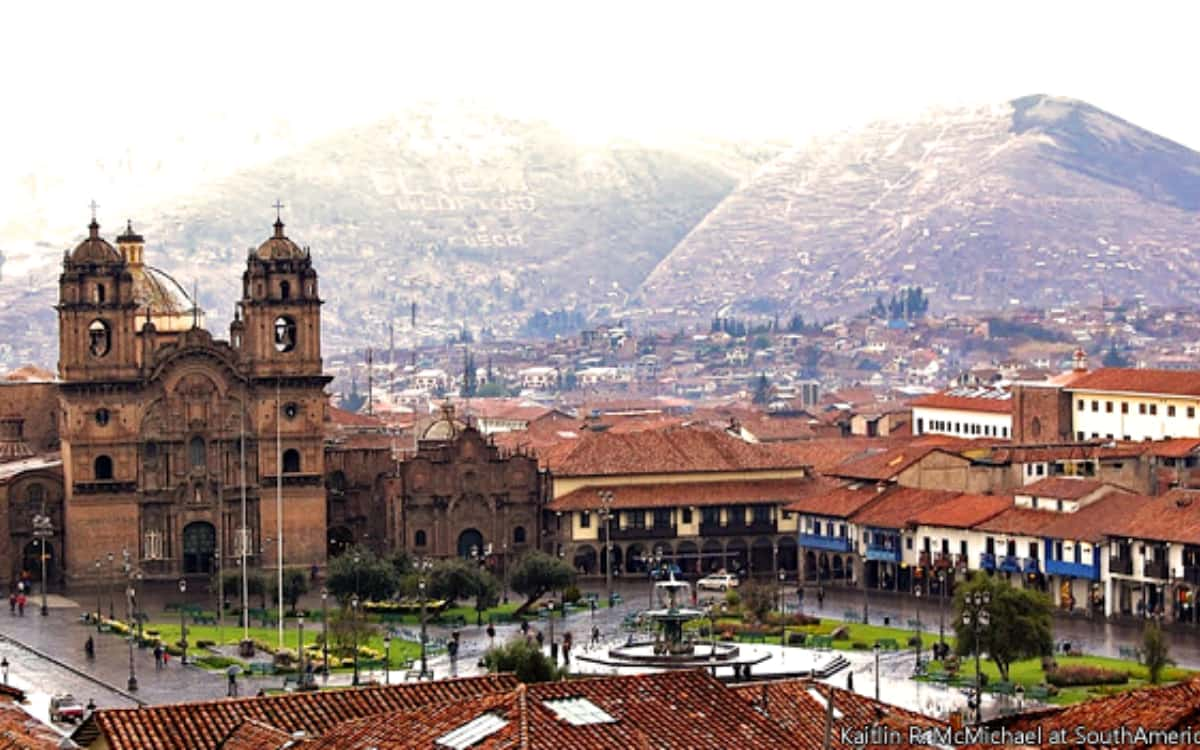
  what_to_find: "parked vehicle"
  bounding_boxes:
[49,694,84,723]
[696,572,740,591]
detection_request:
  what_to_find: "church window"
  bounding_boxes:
[144,530,164,560]
[579,511,591,528]
[26,484,43,506]
[189,436,205,467]
[283,402,299,420]
[94,455,113,480]
[282,448,301,473]
[329,470,346,493]
[95,284,106,303]
[280,280,291,300]
[88,319,111,357]
[415,530,428,547]
[273,316,297,352]
[513,526,526,544]
[95,408,110,426]
[144,441,158,460]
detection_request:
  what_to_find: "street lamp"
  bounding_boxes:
[1,657,8,685]
[649,547,664,608]
[913,585,924,672]
[417,557,433,679]
[320,587,330,679]
[873,642,881,702]
[297,615,305,687]
[32,514,52,617]
[597,490,615,605]
[383,634,392,686]
[351,595,360,686]
[778,569,787,644]
[126,573,139,692]
[178,578,188,665]
[107,552,115,620]
[548,599,557,664]
[937,570,947,652]
[963,589,992,724]
[94,559,102,621]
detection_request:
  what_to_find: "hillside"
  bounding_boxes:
[637,95,1200,324]
[0,104,782,366]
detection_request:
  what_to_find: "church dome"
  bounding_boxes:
[422,403,467,442]
[132,265,193,314]
[255,218,306,261]
[70,219,122,264]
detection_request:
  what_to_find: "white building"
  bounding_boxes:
[519,366,558,391]
[1066,369,1200,442]
[910,388,1013,439]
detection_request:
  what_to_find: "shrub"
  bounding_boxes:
[1046,665,1129,687]
[196,639,216,649]
[907,635,922,648]
[787,633,807,646]
[724,589,741,608]
[851,641,869,650]
[764,612,819,627]
[562,585,582,605]
[483,637,564,683]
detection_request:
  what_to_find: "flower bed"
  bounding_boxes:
[1045,664,1129,687]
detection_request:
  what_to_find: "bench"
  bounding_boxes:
[907,619,923,630]
[843,609,861,623]
[742,633,766,643]
[874,638,900,651]
[192,615,217,625]
[379,612,407,623]
[1028,685,1050,701]
[990,681,1015,695]
[1118,645,1139,660]
[925,670,950,683]
[282,675,301,690]
[438,615,467,628]
[810,635,834,649]
[247,662,276,676]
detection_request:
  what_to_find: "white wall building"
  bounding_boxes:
[911,388,1013,439]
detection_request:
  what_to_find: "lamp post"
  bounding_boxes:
[778,569,787,644]
[94,559,102,621]
[597,490,614,605]
[501,542,509,604]
[913,585,924,672]
[548,599,557,664]
[937,570,947,651]
[351,594,360,686]
[178,578,188,665]
[383,634,392,685]
[962,589,992,724]
[297,615,306,688]
[126,571,139,692]
[107,552,115,620]
[1,658,7,685]
[873,642,881,702]
[418,557,432,679]
[32,514,52,617]
[649,547,663,608]
[320,587,330,679]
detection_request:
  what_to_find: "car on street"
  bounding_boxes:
[49,694,84,723]
[696,572,739,591]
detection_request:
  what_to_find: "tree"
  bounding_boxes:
[460,349,477,397]
[509,551,575,616]
[1142,619,1172,684]
[214,569,267,609]
[737,580,775,624]
[483,636,563,683]
[477,381,509,397]
[325,546,399,603]
[752,373,770,405]
[280,568,309,614]
[328,605,378,659]
[952,572,1053,681]
[1102,343,1131,368]
[428,558,486,605]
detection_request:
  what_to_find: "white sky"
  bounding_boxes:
[1,0,1198,220]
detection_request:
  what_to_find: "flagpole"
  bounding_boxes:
[276,379,284,650]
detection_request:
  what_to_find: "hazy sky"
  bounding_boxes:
[2,0,1198,207]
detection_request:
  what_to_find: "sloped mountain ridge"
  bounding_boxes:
[638,94,1200,323]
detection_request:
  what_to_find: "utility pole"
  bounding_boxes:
[275,380,284,650]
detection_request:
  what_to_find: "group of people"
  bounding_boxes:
[8,576,31,616]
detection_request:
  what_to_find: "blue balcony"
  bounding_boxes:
[1045,558,1099,581]
[865,544,901,562]
[1022,557,1040,574]
[799,533,853,553]
[979,552,996,570]
[1000,555,1021,573]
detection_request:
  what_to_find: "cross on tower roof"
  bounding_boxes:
[89,200,99,221]
[273,200,285,221]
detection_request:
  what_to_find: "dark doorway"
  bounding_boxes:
[183,522,216,574]
[22,540,54,582]
[457,528,485,559]
[328,526,354,558]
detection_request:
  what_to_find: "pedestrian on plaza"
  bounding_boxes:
[7,591,14,616]
[163,649,169,666]
[535,630,544,649]
[227,666,239,697]
[591,624,600,647]
[520,619,529,637]
[486,622,496,647]
[562,632,572,665]
[153,644,164,670]
[84,636,95,659]
[16,593,25,616]
[797,587,805,611]
[310,562,319,584]
[817,586,825,610]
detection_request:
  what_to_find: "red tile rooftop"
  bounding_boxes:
[1066,367,1200,397]
[549,477,827,512]
[1018,477,1113,500]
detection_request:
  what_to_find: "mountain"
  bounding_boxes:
[637,95,1200,323]
[0,104,784,366]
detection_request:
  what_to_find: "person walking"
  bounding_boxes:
[817,586,825,610]
[486,622,496,648]
[16,592,26,617]
[535,630,544,649]
[562,632,573,666]
[590,624,600,648]
[227,666,239,697]
[153,644,164,670]
[8,590,14,616]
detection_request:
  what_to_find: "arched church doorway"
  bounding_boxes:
[183,522,216,575]
[457,528,485,559]
[328,526,354,558]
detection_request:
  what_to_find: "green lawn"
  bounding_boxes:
[920,654,1194,705]
[696,616,953,651]
[116,620,421,670]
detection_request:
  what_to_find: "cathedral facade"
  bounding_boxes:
[0,214,548,586]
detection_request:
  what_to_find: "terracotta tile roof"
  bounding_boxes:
[326,406,387,429]
[985,442,1148,463]
[549,477,827,512]
[910,392,1013,414]
[850,487,961,529]
[1066,367,1200,397]
[771,438,887,473]
[1018,477,1113,501]
[730,679,945,750]
[0,701,60,750]
[983,676,1200,749]
[306,670,796,750]
[1145,438,1200,459]
[831,446,939,482]
[974,506,1066,536]
[550,425,808,477]
[1107,490,1200,545]
[1037,491,1150,543]
[909,494,1013,529]
[785,482,885,518]
[72,674,519,750]
[216,719,292,750]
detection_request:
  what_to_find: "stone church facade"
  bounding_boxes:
[0,215,548,586]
